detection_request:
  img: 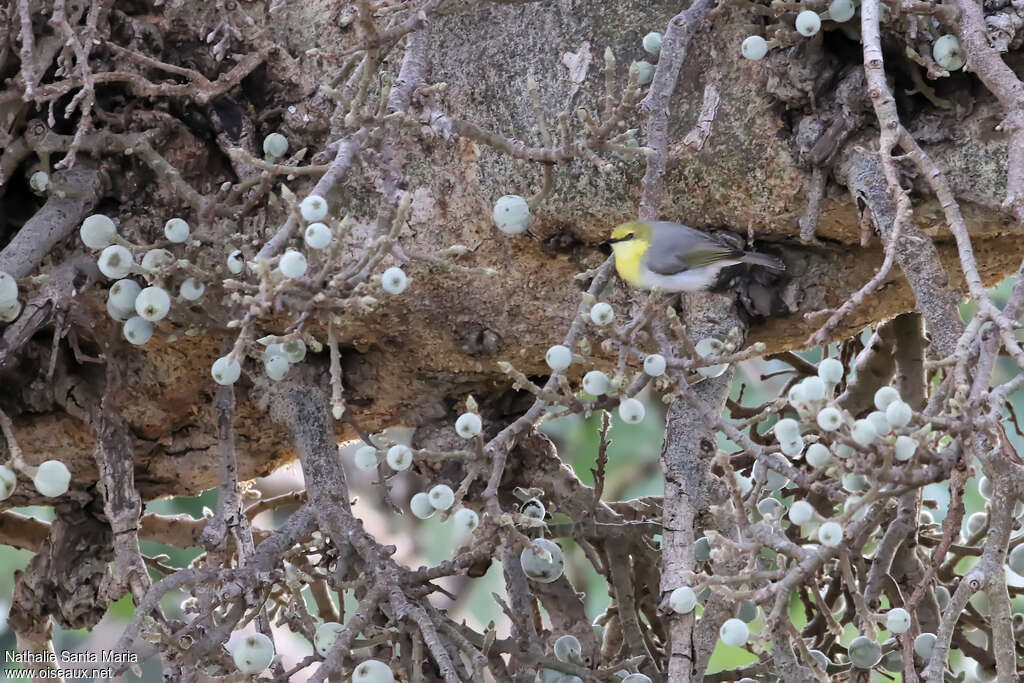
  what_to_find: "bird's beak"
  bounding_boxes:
[601,236,630,246]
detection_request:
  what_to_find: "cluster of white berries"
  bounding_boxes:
[257,339,306,383]
[625,30,663,88]
[80,213,203,347]
[232,620,395,681]
[0,459,71,500]
[540,300,656,424]
[746,359,931,555]
[741,4,964,76]
[407,480,479,532]
[410,484,456,518]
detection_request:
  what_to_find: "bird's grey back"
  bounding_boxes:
[644,222,740,274]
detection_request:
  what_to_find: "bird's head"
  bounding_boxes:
[605,221,652,286]
[607,220,652,244]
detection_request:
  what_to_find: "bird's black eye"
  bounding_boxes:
[625,233,634,240]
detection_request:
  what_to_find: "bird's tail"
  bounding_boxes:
[739,251,786,271]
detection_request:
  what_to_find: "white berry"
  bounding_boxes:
[233,633,275,674]
[828,0,855,22]
[98,245,134,279]
[29,171,49,193]
[521,498,546,520]
[774,418,800,442]
[180,277,205,301]
[842,473,868,492]
[799,376,826,401]
[283,340,306,363]
[455,412,482,438]
[618,398,645,424]
[381,267,408,295]
[966,511,987,536]
[978,476,992,500]
[642,31,662,56]
[818,521,843,547]
[630,61,655,85]
[227,250,245,274]
[669,586,697,614]
[80,214,117,249]
[851,419,877,446]
[847,636,881,669]
[0,271,18,306]
[933,34,965,71]
[780,436,804,457]
[818,357,844,383]
[304,222,332,249]
[643,354,666,377]
[0,466,15,500]
[351,659,394,683]
[164,218,190,243]
[123,316,154,345]
[719,618,749,647]
[1008,544,1024,573]
[279,250,308,279]
[694,337,728,378]
[886,607,911,634]
[582,370,610,396]
[452,507,479,533]
[914,633,936,659]
[590,302,614,326]
[141,249,174,274]
[428,484,455,511]
[788,500,815,525]
[741,35,768,61]
[33,460,70,497]
[262,133,289,159]
[264,354,290,381]
[520,538,564,583]
[816,407,842,432]
[554,634,581,662]
[865,411,890,436]
[300,195,329,222]
[757,497,783,518]
[874,386,900,411]
[492,195,531,234]
[386,445,413,471]
[805,443,832,468]
[135,286,171,322]
[545,345,572,372]
[410,492,436,519]
[886,400,913,428]
[354,445,380,471]
[795,10,822,36]
[211,355,242,386]
[314,621,345,657]
[0,300,20,323]
[109,279,141,312]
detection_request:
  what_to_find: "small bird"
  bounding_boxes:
[605,220,785,292]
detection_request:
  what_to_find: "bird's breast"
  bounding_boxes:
[611,240,649,285]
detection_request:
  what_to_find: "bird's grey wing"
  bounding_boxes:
[644,222,740,274]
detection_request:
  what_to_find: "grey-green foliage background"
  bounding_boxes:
[1,277,1022,681]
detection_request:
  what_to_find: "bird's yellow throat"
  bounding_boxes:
[611,238,649,287]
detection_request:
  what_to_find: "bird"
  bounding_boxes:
[604,220,785,292]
